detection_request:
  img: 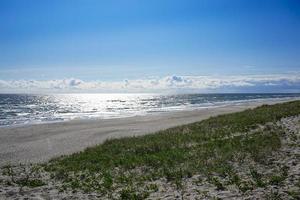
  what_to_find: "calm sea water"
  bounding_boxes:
[0,93,299,127]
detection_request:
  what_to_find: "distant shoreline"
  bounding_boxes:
[0,97,299,166]
[1,95,300,129]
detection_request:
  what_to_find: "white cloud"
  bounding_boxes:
[0,73,300,93]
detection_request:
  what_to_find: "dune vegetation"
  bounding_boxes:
[43,100,300,199]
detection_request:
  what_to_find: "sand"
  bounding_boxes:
[0,98,299,166]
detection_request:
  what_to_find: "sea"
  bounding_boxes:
[0,93,300,127]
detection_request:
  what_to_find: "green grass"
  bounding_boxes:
[44,100,300,196]
[16,179,45,188]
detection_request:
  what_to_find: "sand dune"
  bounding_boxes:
[0,98,299,166]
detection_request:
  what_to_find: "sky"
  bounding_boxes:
[0,0,300,93]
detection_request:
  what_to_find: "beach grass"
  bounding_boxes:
[43,100,300,198]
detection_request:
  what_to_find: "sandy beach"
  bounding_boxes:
[0,98,299,166]
[1,99,300,200]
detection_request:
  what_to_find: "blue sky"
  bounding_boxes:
[0,0,300,92]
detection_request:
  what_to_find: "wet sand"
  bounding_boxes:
[0,98,298,166]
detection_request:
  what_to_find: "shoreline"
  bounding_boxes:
[0,97,299,166]
[1,96,300,129]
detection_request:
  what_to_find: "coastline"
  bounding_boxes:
[0,97,299,166]
[1,99,300,199]
[1,95,300,129]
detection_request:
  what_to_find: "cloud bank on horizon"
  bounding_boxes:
[1,73,299,93]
